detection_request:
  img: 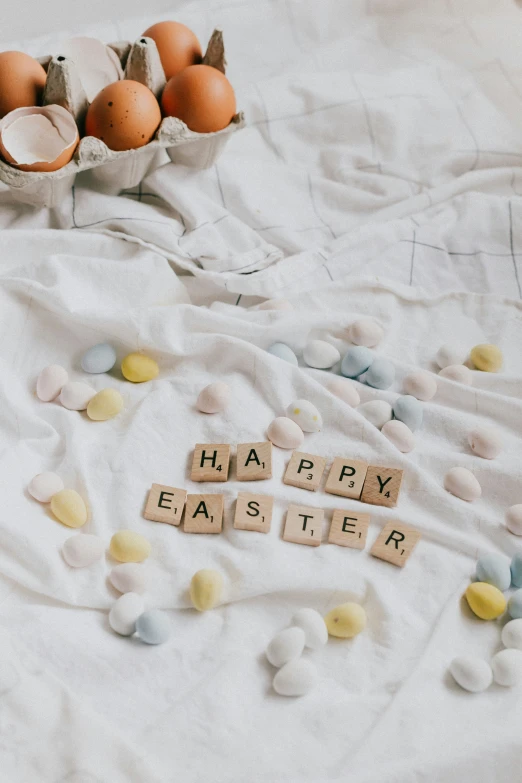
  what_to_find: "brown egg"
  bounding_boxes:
[0,51,47,118]
[161,65,236,134]
[142,21,202,80]
[85,80,161,151]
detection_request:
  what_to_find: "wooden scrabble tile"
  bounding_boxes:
[234,492,273,533]
[191,444,231,482]
[283,451,327,492]
[361,465,403,508]
[236,441,272,481]
[328,509,370,549]
[283,504,324,547]
[143,483,187,526]
[184,494,224,533]
[370,520,420,567]
[325,457,368,500]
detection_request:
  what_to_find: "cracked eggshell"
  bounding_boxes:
[286,399,322,432]
[55,37,123,102]
[0,105,78,172]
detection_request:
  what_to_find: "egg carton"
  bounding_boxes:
[0,30,244,208]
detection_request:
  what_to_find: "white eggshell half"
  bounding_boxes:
[292,608,328,649]
[266,627,305,668]
[109,563,146,594]
[402,370,437,401]
[109,592,144,636]
[36,364,69,402]
[273,658,318,697]
[491,649,522,687]
[303,340,340,369]
[59,381,96,411]
[381,420,415,453]
[62,534,104,567]
[357,400,393,430]
[286,399,322,432]
[327,378,360,407]
[196,382,230,414]
[444,467,481,501]
[267,417,304,449]
[28,471,64,503]
[468,426,502,460]
[449,655,492,692]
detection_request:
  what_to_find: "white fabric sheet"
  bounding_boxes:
[1,1,522,781]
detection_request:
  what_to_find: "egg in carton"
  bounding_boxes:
[0,30,244,208]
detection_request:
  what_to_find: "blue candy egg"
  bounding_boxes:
[81,343,117,374]
[364,358,395,390]
[393,395,423,432]
[476,553,512,592]
[136,610,171,645]
[340,346,373,378]
[508,590,522,619]
[511,553,522,588]
[267,343,298,366]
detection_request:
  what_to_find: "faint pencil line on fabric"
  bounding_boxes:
[307,173,336,239]
[400,238,522,258]
[508,200,522,298]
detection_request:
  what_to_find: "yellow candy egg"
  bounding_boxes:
[470,344,503,373]
[324,602,366,638]
[86,388,123,421]
[109,530,151,562]
[50,489,87,528]
[465,582,506,620]
[190,569,223,611]
[121,353,159,383]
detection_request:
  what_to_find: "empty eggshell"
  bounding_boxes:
[55,37,123,102]
[475,553,512,592]
[363,358,395,390]
[438,365,473,385]
[327,378,360,407]
[28,471,64,503]
[449,655,492,692]
[109,563,146,595]
[506,505,522,536]
[381,420,415,453]
[109,592,144,636]
[491,649,522,686]
[349,318,384,348]
[292,608,328,649]
[468,426,502,460]
[36,364,69,402]
[501,618,522,650]
[402,370,437,401]
[357,400,393,430]
[392,395,423,432]
[196,382,230,414]
[62,534,104,568]
[341,346,373,378]
[444,467,481,502]
[0,105,78,172]
[286,399,322,432]
[266,343,298,366]
[59,381,96,411]
[436,344,468,369]
[266,627,305,668]
[267,417,304,449]
[303,340,341,369]
[272,658,318,697]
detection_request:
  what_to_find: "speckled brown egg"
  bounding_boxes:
[85,80,161,151]
[0,51,47,118]
[161,64,236,133]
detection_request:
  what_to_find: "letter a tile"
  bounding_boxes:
[184,494,224,533]
[236,442,272,481]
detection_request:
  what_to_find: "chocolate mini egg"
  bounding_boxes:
[109,563,146,595]
[470,343,503,373]
[85,80,161,151]
[436,344,468,369]
[357,400,392,430]
[363,358,395,390]
[136,610,171,645]
[81,343,117,374]
[267,417,304,449]
[327,378,360,407]
[508,589,522,619]
[266,343,298,366]
[286,399,322,432]
[348,318,383,348]
[86,388,123,421]
[161,64,236,133]
[341,346,373,378]
[28,471,64,503]
[109,592,144,636]
[475,553,511,592]
[449,655,492,693]
[491,649,522,686]
[36,364,68,402]
[393,395,423,431]
[121,352,158,383]
[142,21,202,80]
[266,627,305,668]
[506,505,522,536]
[468,426,502,460]
[444,467,481,502]
[465,582,506,620]
[196,382,230,413]
[303,340,340,369]
[512,553,522,589]
[190,569,223,611]
[501,619,522,650]
[51,489,88,528]
[62,534,104,568]
[438,365,473,385]
[324,602,366,638]
[0,51,46,118]
[110,530,151,563]
[292,608,328,649]
[381,420,415,453]
[273,658,318,697]
[402,370,437,401]
[59,381,96,411]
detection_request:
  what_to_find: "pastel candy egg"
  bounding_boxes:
[196,382,230,413]
[470,343,503,373]
[438,365,473,385]
[475,553,511,592]
[327,378,360,407]
[121,352,159,383]
[303,339,340,369]
[341,346,373,378]
[449,655,492,692]
[468,426,502,460]
[135,610,170,645]
[348,318,384,348]
[363,358,395,390]
[511,553,522,588]
[508,589,522,619]
[109,563,146,594]
[393,395,423,431]
[501,618,522,650]
[381,420,415,453]
[110,530,151,562]
[292,608,328,649]
[190,569,223,611]
[506,505,522,536]
[267,417,304,449]
[465,582,506,620]
[266,342,298,366]
[86,388,123,421]
[36,364,68,402]
[266,627,305,667]
[436,344,468,369]
[491,649,522,686]
[81,343,117,374]
[59,381,96,411]
[402,370,437,401]
[272,658,318,697]
[50,489,87,528]
[357,400,392,430]
[324,602,366,638]
[286,399,322,432]
[255,298,293,311]
[62,534,104,567]
[444,467,481,502]
[28,471,64,503]
[109,592,144,636]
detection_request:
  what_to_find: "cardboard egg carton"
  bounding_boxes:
[0,30,244,208]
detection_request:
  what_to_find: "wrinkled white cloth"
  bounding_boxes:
[1,1,522,781]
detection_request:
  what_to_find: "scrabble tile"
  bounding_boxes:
[325,457,368,500]
[283,504,324,547]
[328,509,369,549]
[361,465,403,508]
[370,520,420,567]
[283,451,327,492]
[143,483,187,526]
[234,492,273,533]
[236,442,272,481]
[184,494,224,533]
[191,444,231,482]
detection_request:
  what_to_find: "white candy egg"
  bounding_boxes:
[357,400,393,430]
[381,420,415,453]
[444,467,481,502]
[28,471,64,503]
[62,534,104,567]
[286,399,322,432]
[327,378,360,407]
[109,592,144,636]
[436,344,468,369]
[449,655,492,692]
[196,382,230,414]
[266,627,305,667]
[266,343,298,365]
[502,619,522,650]
[303,340,340,369]
[36,364,68,402]
[438,365,473,385]
[292,608,328,649]
[506,505,522,536]
[273,658,318,697]
[267,417,304,449]
[59,381,96,411]
[402,370,437,401]
[468,426,502,460]
[491,649,522,687]
[349,318,384,348]
[109,563,146,594]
